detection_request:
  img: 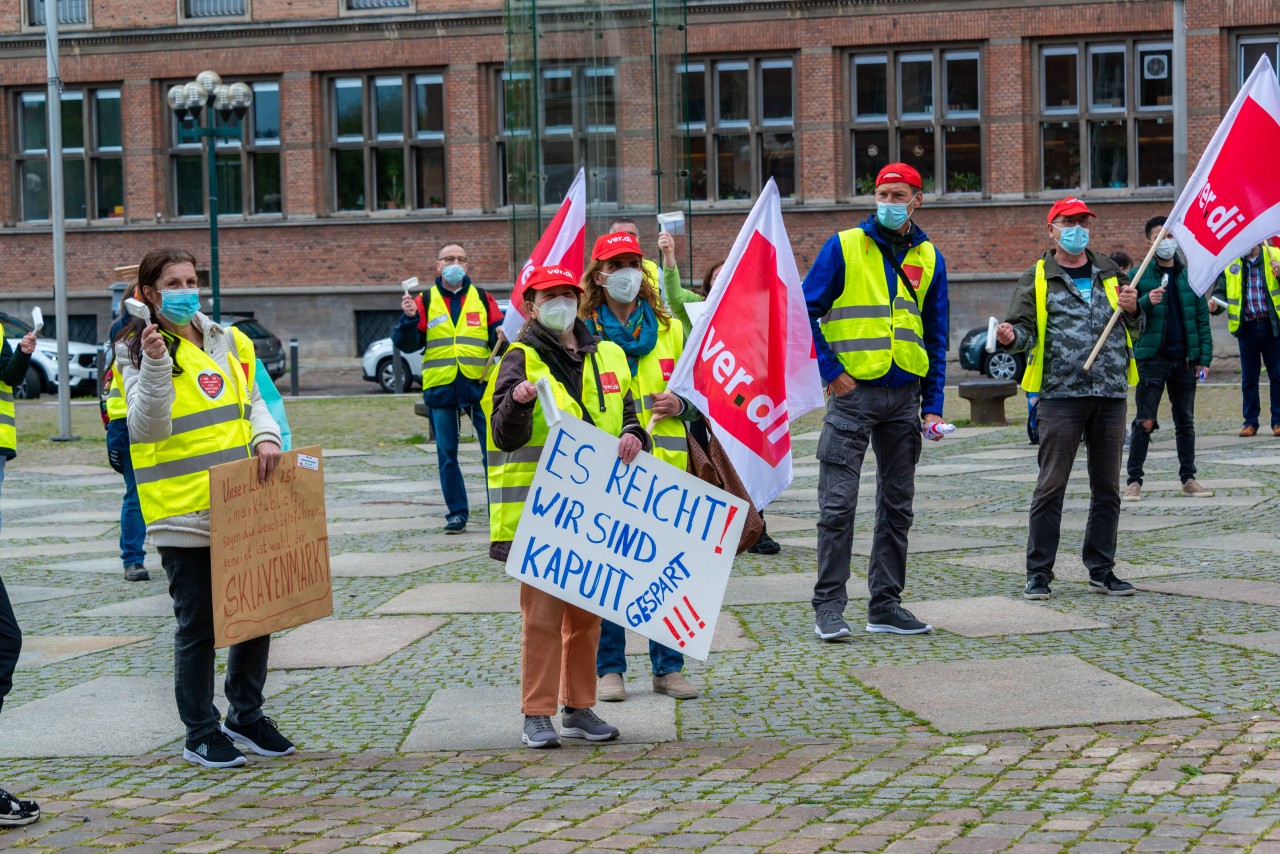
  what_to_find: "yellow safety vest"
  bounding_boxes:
[629,319,689,472]
[1021,260,1137,393]
[105,365,127,421]
[1222,247,1280,335]
[131,327,258,525]
[482,340,631,543]
[822,228,936,379]
[0,323,16,453]
[420,286,491,388]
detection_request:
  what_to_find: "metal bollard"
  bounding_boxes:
[392,347,405,394]
[289,338,299,397]
[95,343,107,387]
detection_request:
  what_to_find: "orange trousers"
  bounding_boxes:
[520,583,600,716]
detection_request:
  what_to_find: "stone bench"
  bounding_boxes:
[958,379,1018,426]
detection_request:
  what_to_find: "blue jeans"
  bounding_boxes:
[1236,319,1280,429]
[107,420,146,567]
[597,619,684,677]
[428,403,488,522]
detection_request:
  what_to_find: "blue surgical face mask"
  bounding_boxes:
[441,264,466,288]
[159,288,200,326]
[1054,224,1090,256]
[876,201,912,231]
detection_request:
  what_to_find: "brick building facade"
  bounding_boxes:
[0,0,1277,358]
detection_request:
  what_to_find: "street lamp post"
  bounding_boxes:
[166,71,252,323]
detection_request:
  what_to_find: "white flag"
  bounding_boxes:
[502,169,587,340]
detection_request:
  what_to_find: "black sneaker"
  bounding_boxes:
[866,605,933,635]
[221,716,296,757]
[748,532,781,555]
[444,515,467,534]
[814,609,853,642]
[183,729,247,768]
[0,788,39,827]
[1089,573,1136,596]
[1024,575,1052,600]
[123,564,149,582]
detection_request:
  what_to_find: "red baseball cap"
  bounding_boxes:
[524,265,582,293]
[592,231,644,261]
[876,163,922,190]
[1046,196,1096,224]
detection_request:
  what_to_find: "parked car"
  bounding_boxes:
[223,315,287,380]
[0,311,99,400]
[362,299,509,394]
[958,324,1026,382]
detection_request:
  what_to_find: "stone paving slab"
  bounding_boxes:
[5,585,90,605]
[908,596,1110,637]
[1213,454,1280,466]
[938,512,1190,532]
[76,593,178,618]
[0,498,78,510]
[18,635,150,667]
[1165,533,1280,553]
[1061,494,1268,510]
[23,510,120,525]
[1170,432,1269,449]
[1201,629,1280,654]
[323,472,407,484]
[952,552,1194,581]
[33,555,136,574]
[330,550,486,577]
[325,502,437,520]
[362,455,437,468]
[321,448,371,457]
[852,654,1199,733]
[13,464,117,477]
[957,448,1042,460]
[269,617,446,669]
[723,572,843,604]
[774,533,1001,553]
[403,685,676,751]
[1,524,114,542]
[1138,577,1280,606]
[2,542,119,561]
[944,426,1009,439]
[325,517,495,540]
[757,514,812,533]
[1128,477,1264,491]
[915,463,1019,476]
[623,612,754,654]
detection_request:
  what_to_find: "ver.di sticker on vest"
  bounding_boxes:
[660,358,675,381]
[600,372,621,394]
[466,311,483,327]
[197,371,225,398]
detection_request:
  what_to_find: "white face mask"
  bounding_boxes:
[536,295,579,333]
[603,266,643,303]
[1155,238,1179,260]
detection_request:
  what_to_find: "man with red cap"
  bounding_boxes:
[803,162,950,640]
[994,197,1142,601]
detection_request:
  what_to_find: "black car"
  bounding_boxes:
[957,325,1026,382]
[224,315,287,380]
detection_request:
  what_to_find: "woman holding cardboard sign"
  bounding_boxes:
[579,231,702,703]
[483,264,650,749]
[112,248,293,769]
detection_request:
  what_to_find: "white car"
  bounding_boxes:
[0,311,98,399]
[362,298,508,394]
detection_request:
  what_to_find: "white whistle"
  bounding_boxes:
[30,306,43,335]
[534,377,561,427]
[401,276,418,296]
[985,316,998,353]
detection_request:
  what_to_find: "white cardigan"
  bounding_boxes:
[117,312,282,548]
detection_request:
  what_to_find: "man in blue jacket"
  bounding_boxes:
[804,162,949,640]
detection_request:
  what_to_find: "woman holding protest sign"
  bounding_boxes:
[112,248,294,769]
[483,263,650,749]
[579,231,704,703]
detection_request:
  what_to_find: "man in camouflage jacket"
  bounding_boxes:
[994,197,1143,601]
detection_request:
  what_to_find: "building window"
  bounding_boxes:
[170,80,281,218]
[15,88,122,222]
[184,0,246,18]
[1037,40,1174,192]
[676,57,794,201]
[848,47,981,196]
[346,0,409,9]
[329,73,444,213]
[27,0,87,26]
[1238,35,1280,85]
[498,65,616,207]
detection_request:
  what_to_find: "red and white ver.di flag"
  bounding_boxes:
[666,179,824,510]
[1165,55,1280,296]
[502,168,587,341]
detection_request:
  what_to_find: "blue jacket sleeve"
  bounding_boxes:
[919,252,949,417]
[391,310,425,353]
[803,234,848,384]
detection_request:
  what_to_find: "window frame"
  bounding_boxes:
[14,85,124,223]
[847,45,984,197]
[24,0,91,32]
[1234,31,1280,90]
[178,0,250,23]
[326,71,448,215]
[339,0,411,17]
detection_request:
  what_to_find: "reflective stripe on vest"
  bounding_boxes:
[628,318,689,472]
[0,323,15,453]
[822,228,935,379]
[1021,260,1137,393]
[482,340,632,543]
[132,326,258,525]
[1222,248,1280,335]
[106,368,127,421]
[420,286,491,387]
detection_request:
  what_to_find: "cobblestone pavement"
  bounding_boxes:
[3,396,1280,852]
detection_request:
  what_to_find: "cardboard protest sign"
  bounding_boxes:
[209,446,332,649]
[505,414,748,661]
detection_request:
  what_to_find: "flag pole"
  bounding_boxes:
[1082,228,1166,371]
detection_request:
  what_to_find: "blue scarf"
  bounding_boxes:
[591,301,659,376]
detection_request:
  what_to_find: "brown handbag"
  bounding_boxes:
[683,423,764,555]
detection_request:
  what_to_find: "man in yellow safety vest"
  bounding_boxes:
[1208,243,1280,436]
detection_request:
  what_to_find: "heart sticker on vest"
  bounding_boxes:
[197,371,224,398]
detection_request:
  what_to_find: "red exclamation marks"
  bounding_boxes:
[674,607,694,638]
[683,596,706,629]
[715,505,740,554]
[663,616,686,648]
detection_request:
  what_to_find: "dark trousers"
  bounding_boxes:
[1027,397,1126,582]
[160,546,270,741]
[814,383,922,617]
[1127,357,1199,485]
[1237,319,1280,429]
[0,459,17,717]
[428,403,488,521]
